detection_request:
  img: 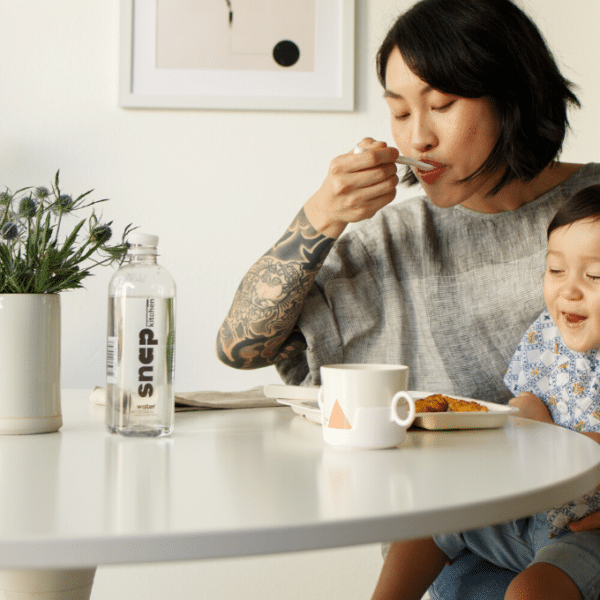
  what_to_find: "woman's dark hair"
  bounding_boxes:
[547,185,600,238]
[376,0,580,196]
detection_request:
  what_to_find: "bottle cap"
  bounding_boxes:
[128,233,159,247]
[127,233,159,255]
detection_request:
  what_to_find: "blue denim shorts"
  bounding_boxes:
[434,512,600,600]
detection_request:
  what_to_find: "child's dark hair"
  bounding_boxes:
[548,185,600,238]
[376,0,580,196]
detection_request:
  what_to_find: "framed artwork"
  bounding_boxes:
[119,0,355,111]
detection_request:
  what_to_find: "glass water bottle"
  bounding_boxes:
[106,233,176,436]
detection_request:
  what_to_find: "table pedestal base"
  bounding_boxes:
[0,568,96,600]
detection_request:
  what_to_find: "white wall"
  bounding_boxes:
[1,1,598,598]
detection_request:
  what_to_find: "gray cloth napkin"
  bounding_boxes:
[90,386,281,412]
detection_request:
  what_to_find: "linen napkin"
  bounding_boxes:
[90,386,281,412]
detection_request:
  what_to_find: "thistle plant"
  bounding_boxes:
[0,171,135,294]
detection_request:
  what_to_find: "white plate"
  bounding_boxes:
[268,386,518,430]
[264,384,319,401]
[275,398,322,424]
[412,392,519,430]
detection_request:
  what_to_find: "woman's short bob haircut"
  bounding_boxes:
[548,185,600,239]
[376,0,580,196]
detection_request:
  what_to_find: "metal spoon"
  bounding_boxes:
[354,146,434,171]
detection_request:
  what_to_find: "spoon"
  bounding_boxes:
[354,146,434,171]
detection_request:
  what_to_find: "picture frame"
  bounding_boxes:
[119,0,355,112]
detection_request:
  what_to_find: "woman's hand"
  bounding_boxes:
[508,392,554,424]
[304,138,400,239]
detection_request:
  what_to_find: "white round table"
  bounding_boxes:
[1,389,599,599]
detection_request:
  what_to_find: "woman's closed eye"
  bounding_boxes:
[587,273,600,281]
[433,101,456,112]
[394,101,454,120]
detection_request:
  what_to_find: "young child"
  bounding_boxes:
[372,185,600,600]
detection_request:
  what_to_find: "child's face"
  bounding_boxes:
[544,217,600,353]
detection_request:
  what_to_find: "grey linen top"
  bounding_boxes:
[276,164,600,403]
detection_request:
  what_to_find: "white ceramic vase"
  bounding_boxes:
[0,294,62,434]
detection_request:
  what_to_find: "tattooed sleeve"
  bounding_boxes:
[216,209,335,369]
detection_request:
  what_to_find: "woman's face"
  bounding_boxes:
[384,47,504,211]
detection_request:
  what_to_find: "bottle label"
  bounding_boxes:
[107,337,118,384]
[107,297,175,418]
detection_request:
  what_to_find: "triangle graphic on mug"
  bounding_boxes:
[328,400,351,429]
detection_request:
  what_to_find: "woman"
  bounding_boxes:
[217,0,600,597]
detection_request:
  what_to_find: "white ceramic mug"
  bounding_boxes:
[317,364,416,449]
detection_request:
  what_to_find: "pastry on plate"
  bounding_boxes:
[446,397,488,412]
[415,394,449,413]
[416,394,488,413]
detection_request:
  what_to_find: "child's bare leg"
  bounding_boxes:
[371,538,449,600]
[505,563,583,600]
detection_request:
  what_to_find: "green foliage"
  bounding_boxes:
[0,171,135,294]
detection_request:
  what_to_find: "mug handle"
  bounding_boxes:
[391,391,416,427]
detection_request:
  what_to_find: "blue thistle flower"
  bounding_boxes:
[19,197,37,218]
[35,187,50,198]
[1,221,19,240]
[54,194,74,213]
[90,224,113,245]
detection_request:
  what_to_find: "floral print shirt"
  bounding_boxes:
[504,309,600,537]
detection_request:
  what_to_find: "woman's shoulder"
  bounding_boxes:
[520,162,600,214]
[557,162,600,193]
[563,163,600,186]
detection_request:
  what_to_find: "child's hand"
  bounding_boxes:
[569,496,600,532]
[508,392,554,424]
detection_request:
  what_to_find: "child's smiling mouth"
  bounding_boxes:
[563,312,587,325]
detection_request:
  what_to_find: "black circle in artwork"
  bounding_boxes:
[273,40,300,67]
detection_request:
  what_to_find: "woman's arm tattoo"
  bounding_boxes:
[216,209,334,369]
